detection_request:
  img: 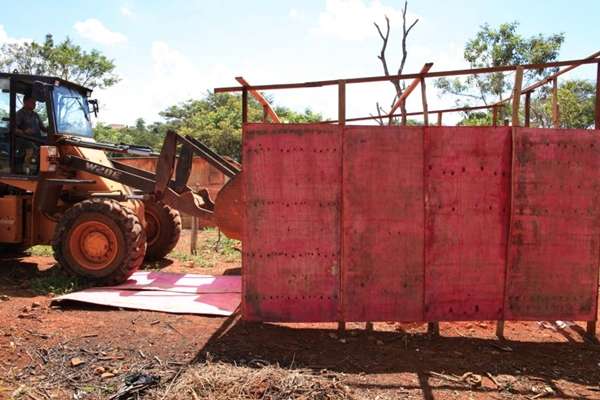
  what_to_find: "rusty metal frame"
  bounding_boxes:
[215,52,600,129]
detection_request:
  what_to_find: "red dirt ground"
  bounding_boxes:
[1,231,599,399]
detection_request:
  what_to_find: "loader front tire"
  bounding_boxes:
[52,199,146,285]
[143,201,181,261]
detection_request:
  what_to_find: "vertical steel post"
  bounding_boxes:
[242,87,248,124]
[552,78,559,128]
[512,66,524,127]
[338,80,346,126]
[524,92,531,127]
[595,62,600,129]
[420,78,428,126]
[492,106,498,127]
[190,217,198,255]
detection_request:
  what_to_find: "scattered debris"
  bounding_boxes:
[0,294,9,301]
[490,343,513,352]
[70,357,85,367]
[430,371,482,387]
[109,372,160,400]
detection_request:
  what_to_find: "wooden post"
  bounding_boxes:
[492,106,498,127]
[496,321,505,339]
[338,80,346,126]
[587,320,597,339]
[437,112,442,126]
[552,78,559,128]
[428,322,439,336]
[595,62,600,129]
[512,66,524,127]
[524,91,531,127]
[262,105,269,122]
[365,322,374,332]
[242,88,248,124]
[420,77,429,126]
[190,216,198,255]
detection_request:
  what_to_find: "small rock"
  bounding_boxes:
[31,301,41,308]
[339,338,347,344]
[328,332,338,340]
[0,295,9,301]
[101,372,115,379]
[376,340,384,345]
[94,366,106,375]
[70,357,85,367]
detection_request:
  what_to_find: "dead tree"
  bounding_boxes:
[373,1,419,125]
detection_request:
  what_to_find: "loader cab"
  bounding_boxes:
[0,73,94,177]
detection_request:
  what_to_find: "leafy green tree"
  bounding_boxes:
[160,92,322,159]
[0,34,118,88]
[436,22,564,107]
[530,79,596,129]
[94,118,167,155]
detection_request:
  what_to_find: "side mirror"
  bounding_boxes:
[88,99,99,117]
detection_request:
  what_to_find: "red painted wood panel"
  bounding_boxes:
[342,126,424,321]
[505,128,600,320]
[424,127,511,321]
[242,124,342,321]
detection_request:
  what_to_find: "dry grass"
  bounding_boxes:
[163,359,356,400]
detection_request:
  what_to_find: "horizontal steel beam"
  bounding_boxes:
[214,56,600,93]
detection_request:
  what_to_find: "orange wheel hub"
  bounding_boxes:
[69,221,118,271]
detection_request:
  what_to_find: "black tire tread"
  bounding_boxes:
[144,201,182,261]
[52,198,146,285]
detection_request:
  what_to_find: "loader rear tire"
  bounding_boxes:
[143,201,181,261]
[52,198,146,285]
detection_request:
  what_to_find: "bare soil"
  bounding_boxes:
[1,230,599,399]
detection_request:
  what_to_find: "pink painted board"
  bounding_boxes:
[105,271,241,293]
[423,127,511,321]
[505,128,600,320]
[342,126,424,321]
[242,124,342,322]
[56,289,239,316]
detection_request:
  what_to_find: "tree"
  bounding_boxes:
[94,118,167,155]
[530,79,596,129]
[435,22,564,108]
[96,92,322,159]
[373,0,419,125]
[160,93,322,160]
[0,34,118,89]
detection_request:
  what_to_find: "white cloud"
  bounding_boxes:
[95,41,234,125]
[0,25,30,44]
[289,8,302,20]
[312,0,420,41]
[74,19,127,45]
[120,6,133,17]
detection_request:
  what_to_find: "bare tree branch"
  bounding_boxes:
[373,0,419,126]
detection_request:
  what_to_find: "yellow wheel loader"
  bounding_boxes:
[0,73,242,284]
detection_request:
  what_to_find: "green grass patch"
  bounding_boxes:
[28,245,54,257]
[30,270,87,295]
[169,228,241,268]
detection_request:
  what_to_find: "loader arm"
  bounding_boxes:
[61,130,243,238]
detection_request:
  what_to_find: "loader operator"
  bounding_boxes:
[15,94,47,174]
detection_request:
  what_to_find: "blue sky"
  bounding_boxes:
[2,0,599,124]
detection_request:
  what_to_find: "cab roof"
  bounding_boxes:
[0,71,92,94]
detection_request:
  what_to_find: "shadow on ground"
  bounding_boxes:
[195,318,600,399]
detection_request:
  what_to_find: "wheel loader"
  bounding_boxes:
[0,73,242,284]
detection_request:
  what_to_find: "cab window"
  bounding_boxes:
[0,79,9,173]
